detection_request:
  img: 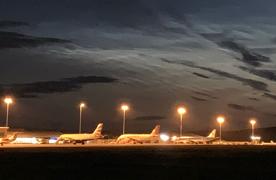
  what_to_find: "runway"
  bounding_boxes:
[1,143,276,149]
[1,144,276,179]
[1,143,276,153]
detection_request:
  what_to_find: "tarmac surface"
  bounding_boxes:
[0,144,276,180]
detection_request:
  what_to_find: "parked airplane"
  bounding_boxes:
[56,123,103,144]
[0,134,18,146]
[116,125,160,144]
[171,129,218,144]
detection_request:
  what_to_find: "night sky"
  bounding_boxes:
[0,0,276,134]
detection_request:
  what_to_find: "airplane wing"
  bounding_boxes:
[56,137,75,144]
[117,137,143,144]
[127,137,143,144]
[188,137,219,144]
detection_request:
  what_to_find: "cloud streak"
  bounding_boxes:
[0,76,117,98]
[0,31,71,50]
[192,91,218,99]
[161,58,269,92]
[201,33,271,67]
[219,41,271,67]
[191,96,207,102]
[239,66,276,82]
[263,93,276,101]
[0,20,30,28]
[228,104,256,111]
[192,72,209,79]
[228,103,276,117]
[133,116,165,121]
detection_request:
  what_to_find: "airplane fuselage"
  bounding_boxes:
[173,136,218,144]
[59,134,97,141]
[117,134,159,144]
[57,134,100,144]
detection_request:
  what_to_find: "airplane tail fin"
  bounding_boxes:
[150,125,160,136]
[207,129,216,138]
[92,123,103,137]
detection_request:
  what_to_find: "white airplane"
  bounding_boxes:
[116,125,160,144]
[0,134,18,146]
[171,129,218,144]
[56,123,103,144]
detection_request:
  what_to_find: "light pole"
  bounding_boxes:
[121,104,129,134]
[250,119,256,138]
[79,102,86,133]
[217,116,225,144]
[177,107,186,137]
[4,97,13,127]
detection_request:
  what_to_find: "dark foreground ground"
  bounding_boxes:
[0,145,276,180]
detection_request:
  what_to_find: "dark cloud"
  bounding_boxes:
[219,41,271,67]
[201,33,271,67]
[133,116,165,121]
[161,58,269,92]
[196,67,268,92]
[228,103,276,118]
[0,76,117,98]
[0,31,71,50]
[248,97,259,101]
[192,91,218,99]
[263,93,276,101]
[239,66,276,81]
[228,103,256,111]
[191,96,207,102]
[192,72,209,79]
[0,20,30,28]
[252,47,276,55]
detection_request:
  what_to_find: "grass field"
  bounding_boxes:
[0,145,276,180]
